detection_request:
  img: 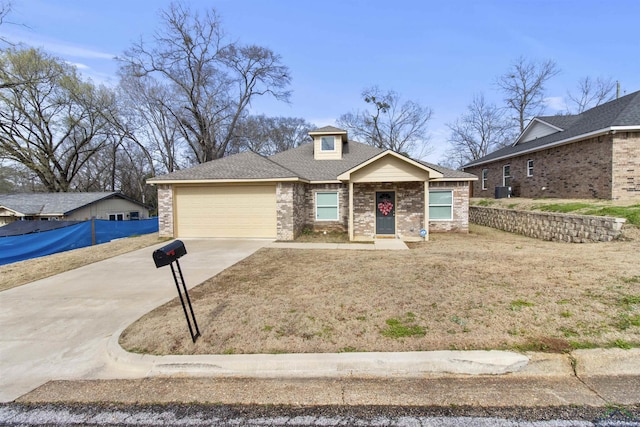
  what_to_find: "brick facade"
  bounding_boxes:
[276,182,308,240]
[428,181,470,233]
[465,132,640,201]
[302,183,349,233]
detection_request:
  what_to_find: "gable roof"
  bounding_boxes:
[464,89,640,168]
[0,192,145,216]
[148,139,476,183]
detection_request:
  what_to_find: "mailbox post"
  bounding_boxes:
[153,240,201,343]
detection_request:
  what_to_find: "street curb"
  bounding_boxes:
[107,329,530,378]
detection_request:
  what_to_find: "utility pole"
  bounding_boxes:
[617,81,620,99]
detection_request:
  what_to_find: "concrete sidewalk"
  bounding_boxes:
[17,348,640,406]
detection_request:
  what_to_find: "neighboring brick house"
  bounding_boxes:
[148,126,477,241]
[463,90,640,201]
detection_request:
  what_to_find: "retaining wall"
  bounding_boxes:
[469,206,626,242]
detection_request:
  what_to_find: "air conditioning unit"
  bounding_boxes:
[494,186,512,199]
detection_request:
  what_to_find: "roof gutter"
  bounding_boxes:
[146,177,306,185]
[463,126,639,168]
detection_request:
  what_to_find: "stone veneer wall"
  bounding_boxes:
[612,132,640,200]
[157,184,174,237]
[429,181,470,233]
[276,182,308,240]
[470,206,626,242]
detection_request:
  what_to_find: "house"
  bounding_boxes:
[0,192,150,226]
[148,126,477,241]
[463,90,640,200]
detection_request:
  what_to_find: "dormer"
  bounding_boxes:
[309,126,348,160]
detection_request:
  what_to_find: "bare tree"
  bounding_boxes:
[0,48,116,192]
[118,2,291,165]
[443,94,513,169]
[566,76,616,113]
[337,86,433,157]
[232,115,314,156]
[496,56,560,133]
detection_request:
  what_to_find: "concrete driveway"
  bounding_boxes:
[0,238,271,402]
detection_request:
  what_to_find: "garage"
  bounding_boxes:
[174,184,277,238]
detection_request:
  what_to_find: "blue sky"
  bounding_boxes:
[2,0,639,162]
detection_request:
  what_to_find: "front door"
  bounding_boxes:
[376,191,395,235]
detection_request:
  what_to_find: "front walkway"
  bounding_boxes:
[268,239,409,250]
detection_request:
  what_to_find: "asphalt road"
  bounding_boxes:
[2,403,639,426]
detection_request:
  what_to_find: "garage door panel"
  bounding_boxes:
[175,185,277,238]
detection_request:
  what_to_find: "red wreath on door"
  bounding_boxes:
[378,199,394,216]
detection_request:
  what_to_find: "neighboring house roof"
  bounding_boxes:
[149,139,476,184]
[0,192,146,216]
[464,89,640,168]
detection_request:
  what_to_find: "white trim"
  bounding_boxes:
[481,168,488,190]
[527,159,534,177]
[514,117,565,146]
[465,126,640,168]
[503,164,511,187]
[315,191,339,221]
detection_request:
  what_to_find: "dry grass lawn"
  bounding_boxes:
[120,225,640,355]
[0,233,167,291]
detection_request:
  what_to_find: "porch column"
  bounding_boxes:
[348,181,354,241]
[424,181,429,241]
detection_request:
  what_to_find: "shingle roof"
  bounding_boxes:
[416,160,478,180]
[148,151,299,181]
[464,90,640,168]
[149,139,476,183]
[268,140,384,181]
[0,192,139,215]
[310,125,347,134]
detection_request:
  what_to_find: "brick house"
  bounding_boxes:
[148,126,477,241]
[463,90,640,201]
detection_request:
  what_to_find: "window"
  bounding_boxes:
[109,213,124,221]
[481,169,488,190]
[527,160,534,177]
[130,211,140,220]
[503,165,511,187]
[321,136,335,151]
[316,192,339,220]
[429,190,453,220]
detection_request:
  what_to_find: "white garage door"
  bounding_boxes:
[175,185,277,238]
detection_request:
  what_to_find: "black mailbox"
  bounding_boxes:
[153,240,187,268]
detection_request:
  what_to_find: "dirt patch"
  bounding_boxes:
[0,233,167,291]
[120,225,640,355]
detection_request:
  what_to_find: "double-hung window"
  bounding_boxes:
[503,165,511,187]
[481,169,488,190]
[316,192,339,221]
[429,190,453,220]
[527,160,534,177]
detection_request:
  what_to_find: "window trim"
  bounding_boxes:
[109,213,124,221]
[527,159,534,177]
[503,164,511,187]
[320,136,336,152]
[428,190,453,221]
[315,191,339,221]
[481,168,488,190]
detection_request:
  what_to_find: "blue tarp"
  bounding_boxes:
[0,218,159,266]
